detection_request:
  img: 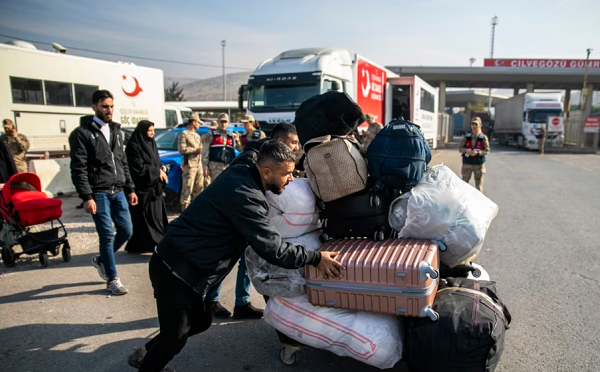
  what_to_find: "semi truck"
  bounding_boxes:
[495,92,564,150]
[0,41,168,151]
[238,47,439,148]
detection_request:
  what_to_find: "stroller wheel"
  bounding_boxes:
[2,246,16,267]
[62,246,71,262]
[39,252,49,267]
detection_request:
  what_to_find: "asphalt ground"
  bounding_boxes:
[1,144,599,372]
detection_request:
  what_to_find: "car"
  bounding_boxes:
[156,124,246,208]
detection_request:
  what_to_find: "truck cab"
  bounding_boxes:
[238,48,354,134]
[522,94,564,149]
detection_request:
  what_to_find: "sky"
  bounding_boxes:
[1,0,599,81]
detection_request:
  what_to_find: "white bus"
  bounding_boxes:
[0,42,166,151]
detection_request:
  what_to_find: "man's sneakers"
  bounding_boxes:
[233,302,264,319]
[211,301,232,318]
[107,277,128,295]
[211,301,264,319]
[128,347,175,371]
[91,255,108,281]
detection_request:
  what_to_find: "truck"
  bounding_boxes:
[0,41,167,151]
[494,92,564,150]
[238,47,439,148]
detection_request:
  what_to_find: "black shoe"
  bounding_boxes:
[233,302,264,319]
[211,301,232,318]
[128,348,175,371]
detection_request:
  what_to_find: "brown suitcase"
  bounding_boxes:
[306,238,440,320]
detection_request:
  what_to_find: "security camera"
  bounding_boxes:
[51,42,67,53]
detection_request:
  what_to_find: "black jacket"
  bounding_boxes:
[229,138,267,167]
[156,164,321,297]
[69,115,135,201]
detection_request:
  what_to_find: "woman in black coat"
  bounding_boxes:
[124,120,169,253]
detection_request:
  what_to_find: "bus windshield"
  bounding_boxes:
[249,82,320,112]
[528,109,563,123]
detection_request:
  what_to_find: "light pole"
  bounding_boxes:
[488,16,498,113]
[221,39,226,101]
[581,48,592,112]
[469,57,476,67]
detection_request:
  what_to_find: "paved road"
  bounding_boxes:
[1,145,599,372]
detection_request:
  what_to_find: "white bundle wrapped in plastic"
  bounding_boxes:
[266,178,321,239]
[265,295,404,370]
[389,164,499,268]
[245,230,322,298]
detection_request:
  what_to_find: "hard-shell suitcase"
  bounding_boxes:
[320,188,391,241]
[306,238,440,320]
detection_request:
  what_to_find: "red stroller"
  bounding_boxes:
[0,173,71,267]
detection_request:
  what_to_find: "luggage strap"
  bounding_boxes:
[438,287,510,329]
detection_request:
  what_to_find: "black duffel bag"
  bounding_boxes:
[404,277,512,372]
[294,91,366,146]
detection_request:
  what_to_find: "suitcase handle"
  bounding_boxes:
[419,261,439,279]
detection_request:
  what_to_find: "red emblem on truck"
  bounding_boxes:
[121,75,143,97]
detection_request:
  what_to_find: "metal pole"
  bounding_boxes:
[488,16,498,114]
[222,39,226,101]
[581,48,592,112]
[469,57,476,67]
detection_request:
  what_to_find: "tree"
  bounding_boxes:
[467,102,486,112]
[165,81,185,101]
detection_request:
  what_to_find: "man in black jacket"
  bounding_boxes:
[69,90,138,295]
[129,140,342,372]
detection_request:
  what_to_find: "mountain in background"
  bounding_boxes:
[165,71,252,101]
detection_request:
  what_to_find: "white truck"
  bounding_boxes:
[238,47,439,148]
[0,41,167,151]
[495,92,564,150]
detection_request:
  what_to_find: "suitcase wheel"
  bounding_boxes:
[280,346,299,365]
[369,195,381,208]
[374,230,385,241]
[319,233,330,243]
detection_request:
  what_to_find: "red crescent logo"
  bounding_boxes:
[122,75,143,97]
[494,60,505,67]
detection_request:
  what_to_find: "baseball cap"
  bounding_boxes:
[189,114,203,124]
[2,119,15,129]
[471,117,482,126]
[241,114,255,123]
[217,113,229,122]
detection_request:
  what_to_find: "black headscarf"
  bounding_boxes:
[0,139,17,183]
[126,120,160,166]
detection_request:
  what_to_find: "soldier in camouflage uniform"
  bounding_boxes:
[1,119,30,174]
[202,113,240,181]
[538,124,547,155]
[178,114,203,211]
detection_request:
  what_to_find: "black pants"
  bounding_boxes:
[139,254,212,372]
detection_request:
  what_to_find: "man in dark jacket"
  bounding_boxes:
[129,140,342,372]
[69,90,138,295]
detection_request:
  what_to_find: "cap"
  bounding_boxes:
[217,113,229,122]
[188,113,203,124]
[241,114,255,123]
[2,118,15,129]
[209,120,218,129]
[365,113,374,120]
[471,117,482,126]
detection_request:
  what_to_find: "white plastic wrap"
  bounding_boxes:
[266,178,321,239]
[389,165,499,268]
[265,295,404,370]
[245,230,322,298]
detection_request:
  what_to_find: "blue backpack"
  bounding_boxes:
[367,119,431,193]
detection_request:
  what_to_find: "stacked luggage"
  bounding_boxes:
[248,92,510,371]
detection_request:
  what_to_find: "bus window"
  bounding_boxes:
[165,109,177,128]
[45,81,74,106]
[420,88,435,113]
[10,77,44,105]
[75,84,99,107]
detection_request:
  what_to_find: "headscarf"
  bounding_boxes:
[126,120,159,166]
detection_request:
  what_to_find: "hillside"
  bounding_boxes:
[164,71,252,101]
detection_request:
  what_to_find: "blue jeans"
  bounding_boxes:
[209,252,250,306]
[91,191,133,280]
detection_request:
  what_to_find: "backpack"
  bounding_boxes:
[304,136,368,202]
[405,277,511,372]
[294,91,366,146]
[367,119,431,193]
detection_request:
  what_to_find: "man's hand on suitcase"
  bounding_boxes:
[318,252,344,279]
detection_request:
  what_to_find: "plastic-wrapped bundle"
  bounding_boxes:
[266,178,321,239]
[389,165,499,268]
[265,295,404,370]
[245,230,322,298]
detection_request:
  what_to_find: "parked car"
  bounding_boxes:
[156,125,245,208]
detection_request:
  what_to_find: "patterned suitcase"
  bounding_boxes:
[306,238,440,320]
